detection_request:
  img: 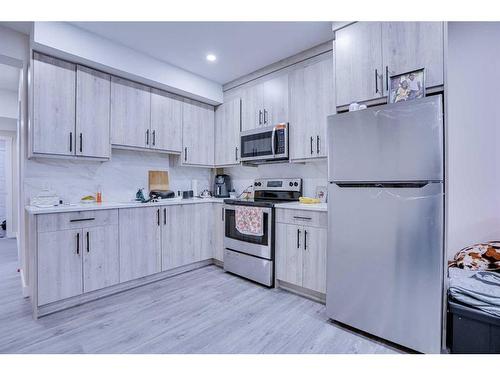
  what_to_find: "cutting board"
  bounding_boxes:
[149,171,169,191]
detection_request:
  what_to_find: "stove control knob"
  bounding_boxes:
[254,182,258,186]
[294,182,298,187]
[289,182,293,187]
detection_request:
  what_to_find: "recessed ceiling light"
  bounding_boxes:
[206,54,217,62]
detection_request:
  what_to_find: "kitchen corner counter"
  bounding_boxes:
[274,202,327,212]
[25,197,225,215]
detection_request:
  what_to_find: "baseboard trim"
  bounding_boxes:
[36,259,213,318]
[276,280,326,304]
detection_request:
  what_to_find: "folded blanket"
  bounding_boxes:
[235,206,264,237]
[449,268,500,317]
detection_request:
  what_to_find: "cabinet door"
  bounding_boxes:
[302,226,327,293]
[289,56,334,160]
[382,22,444,89]
[76,66,111,158]
[213,204,224,262]
[335,22,383,106]
[37,229,82,305]
[263,74,288,126]
[182,100,215,166]
[119,207,161,282]
[82,225,119,293]
[162,205,196,269]
[151,89,183,153]
[241,83,264,131]
[275,223,303,286]
[215,97,241,166]
[33,53,76,156]
[193,203,214,262]
[111,77,151,149]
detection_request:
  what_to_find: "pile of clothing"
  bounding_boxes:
[448,241,500,317]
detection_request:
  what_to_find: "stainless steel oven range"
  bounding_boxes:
[223,178,302,286]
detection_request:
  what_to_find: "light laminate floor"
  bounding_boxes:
[0,239,402,354]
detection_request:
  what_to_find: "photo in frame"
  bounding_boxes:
[389,68,426,103]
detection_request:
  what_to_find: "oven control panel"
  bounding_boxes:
[253,178,302,192]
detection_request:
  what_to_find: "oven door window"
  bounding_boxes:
[225,209,269,245]
[240,131,273,158]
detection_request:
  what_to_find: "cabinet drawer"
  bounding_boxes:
[37,209,118,232]
[275,209,327,228]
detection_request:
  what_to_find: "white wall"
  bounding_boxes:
[32,22,223,104]
[446,22,500,258]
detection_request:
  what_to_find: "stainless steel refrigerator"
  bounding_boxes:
[326,95,444,353]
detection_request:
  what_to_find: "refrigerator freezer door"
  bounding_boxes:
[326,182,444,353]
[327,95,443,182]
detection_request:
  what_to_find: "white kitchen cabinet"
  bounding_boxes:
[215,97,241,166]
[213,203,224,262]
[119,207,161,282]
[276,223,303,286]
[150,88,183,153]
[37,229,83,305]
[302,226,327,293]
[241,83,264,131]
[193,203,214,262]
[33,53,76,156]
[382,22,444,90]
[275,209,327,294]
[289,55,334,161]
[82,224,120,293]
[182,99,215,166]
[335,22,383,107]
[241,73,289,130]
[76,66,111,159]
[111,77,151,149]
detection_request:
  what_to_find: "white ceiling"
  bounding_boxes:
[71,22,333,84]
[0,63,20,91]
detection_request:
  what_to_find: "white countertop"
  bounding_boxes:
[25,197,226,215]
[274,202,327,212]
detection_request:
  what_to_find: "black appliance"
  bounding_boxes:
[214,174,231,198]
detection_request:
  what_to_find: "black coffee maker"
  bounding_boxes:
[214,174,231,198]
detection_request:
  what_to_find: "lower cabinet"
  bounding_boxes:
[119,207,161,282]
[275,211,327,294]
[161,203,214,271]
[36,210,119,306]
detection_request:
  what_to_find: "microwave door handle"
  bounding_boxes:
[271,127,276,157]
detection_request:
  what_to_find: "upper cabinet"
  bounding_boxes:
[335,22,444,107]
[382,22,444,90]
[241,74,288,131]
[33,53,77,157]
[76,66,111,159]
[215,97,241,167]
[150,89,183,153]
[289,54,334,161]
[32,53,110,160]
[110,77,151,149]
[335,22,383,107]
[182,99,215,167]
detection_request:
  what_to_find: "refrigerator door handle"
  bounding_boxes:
[333,182,429,189]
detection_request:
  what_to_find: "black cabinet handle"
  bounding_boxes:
[304,230,308,251]
[70,218,95,223]
[316,135,320,154]
[221,207,224,221]
[293,216,312,221]
[263,109,268,124]
[163,208,166,225]
[297,229,301,248]
[385,66,389,92]
[258,110,262,125]
[157,208,160,226]
[86,231,90,253]
[310,136,313,154]
[76,232,80,255]
[79,133,83,153]
[69,132,73,152]
[375,68,379,94]
[184,147,187,161]
[152,130,156,146]
[146,129,149,145]
[235,147,238,161]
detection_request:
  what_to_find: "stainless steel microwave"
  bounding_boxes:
[240,123,288,163]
